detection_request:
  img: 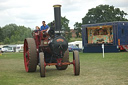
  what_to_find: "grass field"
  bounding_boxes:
[69,38,82,42]
[0,52,128,85]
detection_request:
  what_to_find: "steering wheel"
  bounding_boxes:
[32,30,36,37]
[41,29,47,34]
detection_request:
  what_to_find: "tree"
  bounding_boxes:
[0,27,3,42]
[48,16,71,41]
[10,35,15,43]
[0,24,32,44]
[61,16,71,41]
[74,22,82,38]
[82,5,128,24]
[4,37,10,44]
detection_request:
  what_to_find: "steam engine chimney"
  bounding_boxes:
[53,5,62,35]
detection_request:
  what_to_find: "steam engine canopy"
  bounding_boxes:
[49,36,68,56]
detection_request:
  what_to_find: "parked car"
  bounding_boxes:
[1,46,14,53]
[68,45,82,52]
[1,47,8,53]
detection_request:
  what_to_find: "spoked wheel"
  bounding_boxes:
[39,52,46,77]
[56,49,69,70]
[73,50,80,76]
[24,38,37,72]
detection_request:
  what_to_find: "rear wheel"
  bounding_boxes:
[56,49,69,70]
[24,38,37,72]
[73,50,80,75]
[39,52,46,77]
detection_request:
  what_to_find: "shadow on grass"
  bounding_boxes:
[20,66,75,77]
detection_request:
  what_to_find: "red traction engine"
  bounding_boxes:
[23,5,80,77]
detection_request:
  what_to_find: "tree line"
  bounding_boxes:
[0,4,128,44]
[0,24,32,44]
[0,16,71,44]
[74,4,128,38]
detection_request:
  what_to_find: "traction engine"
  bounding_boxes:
[23,5,80,77]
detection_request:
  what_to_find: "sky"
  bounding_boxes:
[0,0,128,29]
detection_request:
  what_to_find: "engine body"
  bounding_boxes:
[49,35,68,57]
[33,28,68,63]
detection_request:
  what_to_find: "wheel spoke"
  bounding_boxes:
[26,50,29,54]
[26,42,28,47]
[27,61,29,66]
[25,51,29,61]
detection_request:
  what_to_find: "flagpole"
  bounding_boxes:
[102,43,104,58]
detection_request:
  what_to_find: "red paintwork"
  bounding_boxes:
[57,58,62,66]
[46,61,73,66]
[119,45,128,51]
[119,46,125,50]
[24,40,29,72]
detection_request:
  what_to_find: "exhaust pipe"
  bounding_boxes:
[53,5,62,35]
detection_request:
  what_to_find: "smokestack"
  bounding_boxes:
[53,5,62,35]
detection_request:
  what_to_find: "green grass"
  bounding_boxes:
[69,38,82,42]
[0,52,128,85]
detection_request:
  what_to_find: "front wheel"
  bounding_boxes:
[73,50,80,76]
[39,52,46,77]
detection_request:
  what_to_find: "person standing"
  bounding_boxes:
[35,26,40,35]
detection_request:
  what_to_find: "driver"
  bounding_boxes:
[40,21,49,31]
